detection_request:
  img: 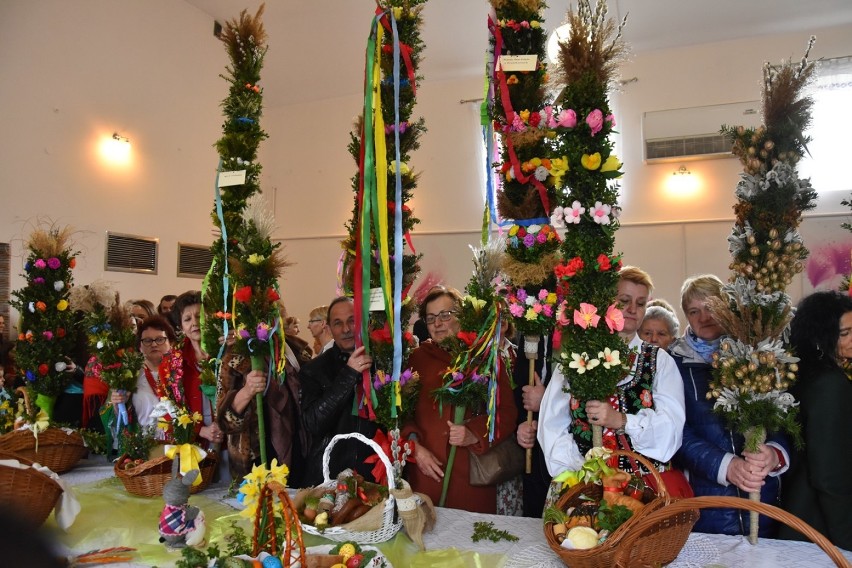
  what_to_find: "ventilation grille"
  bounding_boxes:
[105,232,158,274]
[645,134,731,162]
[177,243,213,278]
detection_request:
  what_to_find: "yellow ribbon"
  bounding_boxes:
[372,23,394,333]
[165,444,207,487]
[394,379,402,409]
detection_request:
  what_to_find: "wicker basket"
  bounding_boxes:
[114,451,218,497]
[544,450,698,568]
[617,496,851,568]
[299,432,402,544]
[0,450,63,526]
[0,427,87,474]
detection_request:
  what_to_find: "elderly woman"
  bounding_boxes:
[404,286,518,514]
[108,316,177,430]
[172,291,222,446]
[779,291,852,549]
[639,305,680,350]
[217,303,311,483]
[538,266,686,488]
[670,274,790,537]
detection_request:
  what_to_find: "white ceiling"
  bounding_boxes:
[182,0,852,108]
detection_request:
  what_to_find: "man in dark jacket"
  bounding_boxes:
[300,297,379,487]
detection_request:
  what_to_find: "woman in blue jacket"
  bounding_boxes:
[670,275,790,537]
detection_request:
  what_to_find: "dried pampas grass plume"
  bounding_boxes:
[220,3,267,63]
[25,221,76,258]
[245,195,276,241]
[550,0,628,94]
[68,280,118,314]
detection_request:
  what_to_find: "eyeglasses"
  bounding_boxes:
[140,336,168,347]
[308,319,323,324]
[424,310,457,325]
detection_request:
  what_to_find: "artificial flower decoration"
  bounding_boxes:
[590,201,612,225]
[568,352,600,375]
[57,299,69,311]
[600,155,622,173]
[550,206,567,229]
[598,347,621,369]
[53,281,64,291]
[237,458,290,519]
[234,285,253,303]
[506,74,519,85]
[557,108,578,128]
[388,160,410,175]
[566,200,585,224]
[586,109,604,136]
[35,301,47,312]
[246,253,265,265]
[464,295,487,312]
[34,259,47,270]
[604,304,625,333]
[573,303,601,329]
[580,152,602,170]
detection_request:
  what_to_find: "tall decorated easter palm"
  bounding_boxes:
[548,1,629,450]
[710,37,817,544]
[340,1,426,433]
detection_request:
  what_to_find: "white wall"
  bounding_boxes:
[2,1,851,343]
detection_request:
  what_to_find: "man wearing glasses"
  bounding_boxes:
[306,305,334,356]
[300,297,379,487]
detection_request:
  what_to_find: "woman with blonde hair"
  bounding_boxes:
[670,274,790,537]
[306,305,333,356]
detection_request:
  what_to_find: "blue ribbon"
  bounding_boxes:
[390,12,403,420]
[213,160,231,380]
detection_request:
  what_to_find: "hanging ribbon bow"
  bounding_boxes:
[165,444,208,487]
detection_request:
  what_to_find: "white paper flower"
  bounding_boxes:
[28,302,35,313]
[54,361,68,372]
[96,341,104,350]
[565,200,585,224]
[53,281,64,291]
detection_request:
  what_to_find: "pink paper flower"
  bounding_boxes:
[590,201,612,225]
[565,201,585,224]
[557,109,577,128]
[605,304,625,333]
[573,303,601,329]
[47,257,61,270]
[509,303,525,317]
[34,259,47,269]
[586,109,604,136]
[605,113,616,128]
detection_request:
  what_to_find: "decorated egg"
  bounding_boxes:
[262,556,282,568]
[338,543,357,561]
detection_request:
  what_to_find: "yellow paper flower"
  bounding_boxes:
[238,459,291,518]
[524,308,538,321]
[530,20,541,29]
[509,225,519,237]
[389,160,410,175]
[392,6,402,19]
[177,413,193,427]
[580,153,602,170]
[600,155,622,173]
[465,295,486,311]
[57,299,69,311]
[519,110,531,123]
[246,253,265,265]
[546,292,558,305]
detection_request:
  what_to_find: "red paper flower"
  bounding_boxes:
[369,325,392,344]
[57,327,66,338]
[69,257,76,269]
[266,288,280,302]
[457,331,477,347]
[234,286,253,303]
[38,363,49,376]
[597,253,612,271]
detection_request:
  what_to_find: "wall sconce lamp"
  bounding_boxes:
[99,131,132,165]
[665,164,699,196]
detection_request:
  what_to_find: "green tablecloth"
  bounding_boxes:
[51,477,507,568]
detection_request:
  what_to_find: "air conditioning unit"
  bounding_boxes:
[642,101,761,163]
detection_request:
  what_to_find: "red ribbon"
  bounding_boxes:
[387,201,416,253]
[375,7,418,96]
[488,16,550,213]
